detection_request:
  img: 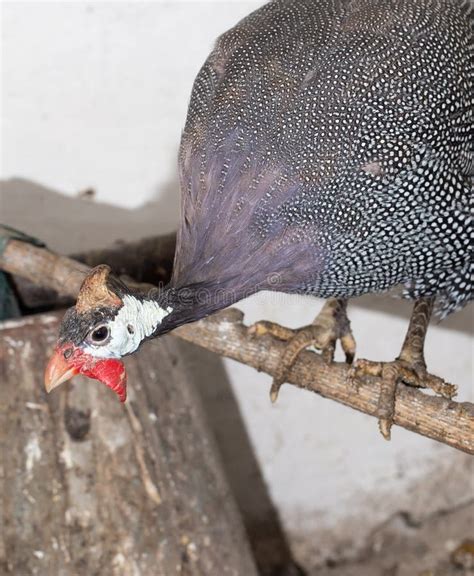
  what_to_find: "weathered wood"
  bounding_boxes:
[0,240,473,453]
[6,234,176,311]
[1,240,89,299]
[0,313,258,576]
[175,309,474,454]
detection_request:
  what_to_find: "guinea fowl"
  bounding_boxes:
[45,0,472,438]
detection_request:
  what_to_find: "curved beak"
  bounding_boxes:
[44,349,79,393]
[44,345,127,402]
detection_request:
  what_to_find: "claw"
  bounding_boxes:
[270,380,282,403]
[349,357,455,440]
[341,332,356,364]
[378,419,392,441]
[251,299,355,403]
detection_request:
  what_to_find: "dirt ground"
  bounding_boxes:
[307,501,474,576]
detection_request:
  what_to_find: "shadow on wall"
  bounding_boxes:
[178,340,303,575]
[0,176,180,254]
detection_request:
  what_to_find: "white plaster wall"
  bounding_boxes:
[2,1,472,567]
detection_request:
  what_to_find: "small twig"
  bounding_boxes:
[1,239,473,454]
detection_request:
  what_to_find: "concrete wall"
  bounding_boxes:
[2,2,472,570]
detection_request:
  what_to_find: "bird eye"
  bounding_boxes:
[89,325,110,344]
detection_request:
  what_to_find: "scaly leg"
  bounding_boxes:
[348,297,457,439]
[248,298,356,402]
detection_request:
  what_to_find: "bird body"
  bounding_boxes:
[46,0,472,405]
[174,0,472,319]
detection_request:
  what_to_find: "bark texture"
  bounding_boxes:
[1,239,473,454]
[6,234,176,311]
[0,314,258,576]
[176,309,474,454]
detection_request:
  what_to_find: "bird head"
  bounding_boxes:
[44,265,172,403]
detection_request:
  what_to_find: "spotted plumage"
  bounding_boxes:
[174,0,472,318]
[47,0,472,409]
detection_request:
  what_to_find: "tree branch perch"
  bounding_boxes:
[1,238,473,454]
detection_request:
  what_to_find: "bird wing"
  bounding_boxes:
[173,0,472,305]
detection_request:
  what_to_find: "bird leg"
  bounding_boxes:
[248,298,355,402]
[348,297,457,440]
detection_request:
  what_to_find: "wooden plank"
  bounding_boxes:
[0,313,258,576]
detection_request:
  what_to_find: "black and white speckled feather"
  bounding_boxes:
[172,0,472,318]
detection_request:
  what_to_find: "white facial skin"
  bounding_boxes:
[82,295,173,359]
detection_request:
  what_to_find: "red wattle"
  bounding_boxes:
[81,358,127,403]
[58,345,127,402]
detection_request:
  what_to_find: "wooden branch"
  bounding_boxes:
[6,234,176,310]
[1,239,473,454]
[176,310,474,454]
[1,239,90,299]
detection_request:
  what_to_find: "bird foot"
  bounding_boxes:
[348,358,457,440]
[248,299,355,403]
